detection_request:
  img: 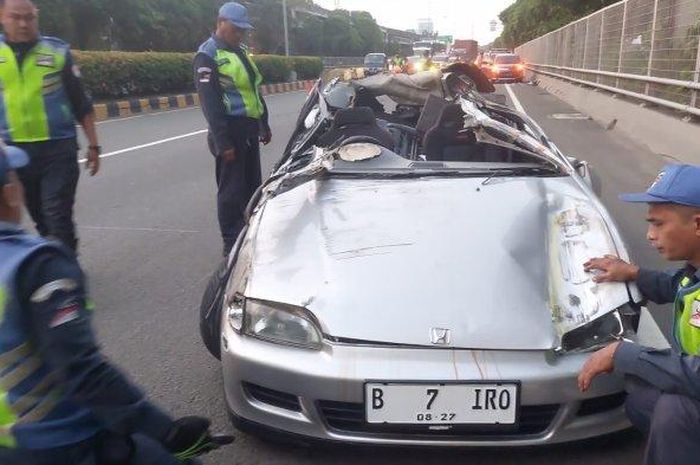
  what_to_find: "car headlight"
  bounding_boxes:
[558,304,639,353]
[226,297,323,350]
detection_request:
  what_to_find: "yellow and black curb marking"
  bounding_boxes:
[94,79,317,121]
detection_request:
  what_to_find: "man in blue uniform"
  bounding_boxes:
[194,2,272,256]
[0,0,102,252]
[0,145,223,463]
[580,164,700,465]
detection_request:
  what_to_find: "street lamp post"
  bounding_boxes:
[282,0,290,56]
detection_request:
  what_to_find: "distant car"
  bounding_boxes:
[364,53,388,76]
[432,54,450,66]
[489,53,525,83]
[406,55,439,74]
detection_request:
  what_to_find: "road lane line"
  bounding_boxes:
[505,84,526,114]
[79,129,207,162]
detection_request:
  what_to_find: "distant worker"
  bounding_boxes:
[0,0,102,252]
[194,2,272,256]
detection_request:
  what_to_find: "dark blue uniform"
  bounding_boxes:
[0,223,192,464]
[194,36,269,256]
[616,266,700,465]
[2,37,93,252]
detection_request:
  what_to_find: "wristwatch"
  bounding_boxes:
[89,145,102,155]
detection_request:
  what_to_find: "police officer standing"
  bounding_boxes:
[0,0,101,252]
[194,2,272,256]
[579,164,700,465]
[0,145,229,464]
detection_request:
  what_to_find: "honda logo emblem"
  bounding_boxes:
[430,328,451,345]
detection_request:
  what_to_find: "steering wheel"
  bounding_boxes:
[333,135,384,149]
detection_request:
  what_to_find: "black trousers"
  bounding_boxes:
[16,138,80,251]
[211,120,262,256]
[624,376,700,465]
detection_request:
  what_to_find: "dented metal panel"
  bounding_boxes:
[240,174,629,351]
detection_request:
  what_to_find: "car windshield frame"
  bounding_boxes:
[364,54,386,66]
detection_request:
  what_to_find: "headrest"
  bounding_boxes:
[333,107,377,128]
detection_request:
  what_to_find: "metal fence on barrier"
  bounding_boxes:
[516,0,700,116]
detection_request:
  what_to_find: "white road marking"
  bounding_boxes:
[79,129,207,162]
[549,113,590,120]
[504,84,526,114]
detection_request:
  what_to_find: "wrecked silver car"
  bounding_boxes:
[200,65,668,446]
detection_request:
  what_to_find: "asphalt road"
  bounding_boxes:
[63,83,679,464]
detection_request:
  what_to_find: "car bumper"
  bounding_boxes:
[222,327,630,447]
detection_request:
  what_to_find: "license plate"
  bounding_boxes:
[365,382,519,425]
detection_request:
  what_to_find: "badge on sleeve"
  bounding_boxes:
[689,301,700,328]
[49,299,81,328]
[197,66,212,83]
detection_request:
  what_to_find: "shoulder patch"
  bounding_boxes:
[31,279,78,303]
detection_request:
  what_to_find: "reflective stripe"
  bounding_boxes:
[9,375,54,416]
[0,356,42,391]
[0,343,31,369]
[30,278,77,303]
[17,390,60,424]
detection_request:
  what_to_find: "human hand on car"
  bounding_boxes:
[578,341,621,392]
[583,255,639,283]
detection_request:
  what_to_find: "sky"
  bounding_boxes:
[314,0,517,45]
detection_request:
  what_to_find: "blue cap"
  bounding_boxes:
[620,164,700,207]
[219,2,254,30]
[0,145,29,185]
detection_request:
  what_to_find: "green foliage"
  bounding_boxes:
[34,0,389,56]
[498,0,619,48]
[289,56,324,79]
[73,51,322,99]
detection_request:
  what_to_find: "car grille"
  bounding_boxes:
[577,392,626,417]
[318,400,560,438]
[243,382,302,412]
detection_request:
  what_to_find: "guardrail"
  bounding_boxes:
[516,0,700,117]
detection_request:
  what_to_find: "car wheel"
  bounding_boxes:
[199,258,230,360]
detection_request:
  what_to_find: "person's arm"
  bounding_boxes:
[636,268,685,304]
[615,342,700,399]
[61,51,100,175]
[583,256,681,304]
[259,96,271,145]
[20,251,174,441]
[194,53,234,157]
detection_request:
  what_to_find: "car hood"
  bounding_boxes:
[242,175,630,350]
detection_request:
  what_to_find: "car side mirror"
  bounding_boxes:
[568,157,601,197]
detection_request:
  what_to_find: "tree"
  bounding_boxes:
[350,11,383,54]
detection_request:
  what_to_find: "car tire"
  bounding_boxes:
[199,259,229,360]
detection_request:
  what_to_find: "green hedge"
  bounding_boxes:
[73,51,323,100]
